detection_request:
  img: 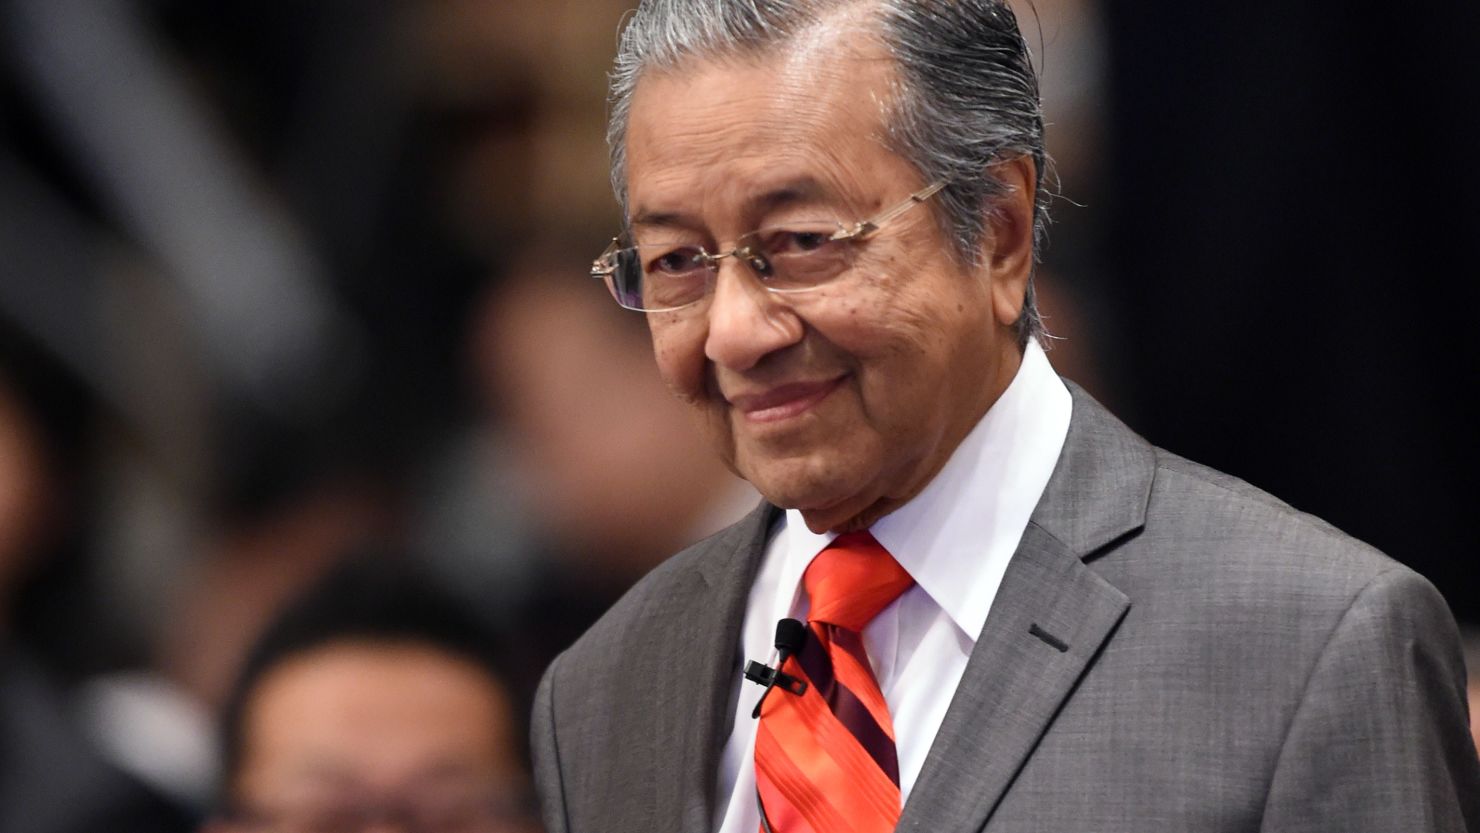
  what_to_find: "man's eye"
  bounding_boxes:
[793,231,834,251]
[646,247,704,275]
[767,230,837,256]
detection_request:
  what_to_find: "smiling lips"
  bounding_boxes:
[727,376,846,423]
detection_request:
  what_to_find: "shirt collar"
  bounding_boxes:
[773,340,1071,640]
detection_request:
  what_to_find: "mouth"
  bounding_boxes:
[727,376,846,424]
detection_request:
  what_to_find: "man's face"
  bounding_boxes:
[623,30,1034,533]
[219,642,536,833]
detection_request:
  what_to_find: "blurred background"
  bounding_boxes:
[0,0,1476,829]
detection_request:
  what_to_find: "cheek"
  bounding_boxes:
[649,318,707,402]
[829,267,992,423]
[649,325,738,469]
[827,267,945,360]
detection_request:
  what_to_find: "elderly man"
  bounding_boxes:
[532,2,1480,832]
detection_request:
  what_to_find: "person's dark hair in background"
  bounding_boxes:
[207,556,540,833]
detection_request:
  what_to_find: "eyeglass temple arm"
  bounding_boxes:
[835,181,949,240]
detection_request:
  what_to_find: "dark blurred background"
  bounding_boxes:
[0,0,1476,828]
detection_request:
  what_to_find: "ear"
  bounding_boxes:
[982,157,1037,329]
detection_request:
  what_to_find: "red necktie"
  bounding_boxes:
[754,531,915,833]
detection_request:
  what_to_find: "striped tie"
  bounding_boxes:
[755,531,914,833]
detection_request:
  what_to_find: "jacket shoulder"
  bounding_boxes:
[547,500,774,685]
[1095,444,1434,640]
[1148,447,1394,575]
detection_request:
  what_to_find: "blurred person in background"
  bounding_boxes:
[203,557,540,833]
[477,252,754,585]
[3,2,686,820]
[0,333,193,833]
[81,469,396,812]
[2,0,539,814]
[421,248,756,693]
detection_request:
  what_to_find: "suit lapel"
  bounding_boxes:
[897,384,1155,833]
[648,502,779,833]
[896,524,1130,832]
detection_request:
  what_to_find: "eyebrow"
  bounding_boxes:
[630,178,830,231]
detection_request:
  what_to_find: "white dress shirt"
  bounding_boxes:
[712,341,1072,833]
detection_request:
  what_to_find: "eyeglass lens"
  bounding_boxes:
[607,225,855,312]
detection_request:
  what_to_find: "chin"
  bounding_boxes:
[741,452,874,519]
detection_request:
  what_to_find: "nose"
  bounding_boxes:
[703,259,804,371]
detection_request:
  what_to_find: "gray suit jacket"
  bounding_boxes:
[532,385,1480,832]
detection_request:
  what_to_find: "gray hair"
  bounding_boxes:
[606,0,1051,347]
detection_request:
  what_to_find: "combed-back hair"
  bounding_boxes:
[215,556,517,793]
[607,0,1051,346]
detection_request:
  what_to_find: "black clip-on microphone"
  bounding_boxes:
[744,618,809,719]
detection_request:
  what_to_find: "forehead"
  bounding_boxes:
[235,643,514,795]
[624,30,917,220]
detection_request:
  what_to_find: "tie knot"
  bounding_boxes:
[803,531,914,631]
